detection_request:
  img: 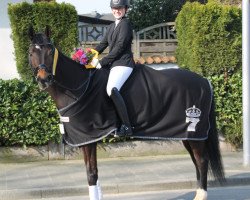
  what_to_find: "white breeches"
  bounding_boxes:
[106,66,133,96]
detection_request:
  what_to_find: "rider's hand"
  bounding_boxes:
[90,58,99,67]
[96,63,102,69]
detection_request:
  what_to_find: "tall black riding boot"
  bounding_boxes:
[110,87,133,137]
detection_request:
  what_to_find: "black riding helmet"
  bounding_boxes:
[110,0,130,8]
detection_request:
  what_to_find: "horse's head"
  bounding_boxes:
[28,26,55,90]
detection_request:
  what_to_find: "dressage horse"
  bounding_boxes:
[28,27,225,200]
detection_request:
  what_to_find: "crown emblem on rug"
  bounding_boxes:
[186,105,201,118]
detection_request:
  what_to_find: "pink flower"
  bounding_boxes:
[71,49,83,62]
[71,47,95,66]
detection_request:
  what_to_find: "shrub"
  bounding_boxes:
[175,2,241,76]
[0,79,60,146]
[209,71,242,148]
[8,1,78,80]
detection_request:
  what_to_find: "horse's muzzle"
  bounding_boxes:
[35,64,54,90]
[36,75,53,90]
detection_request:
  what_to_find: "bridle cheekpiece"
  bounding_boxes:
[29,42,59,90]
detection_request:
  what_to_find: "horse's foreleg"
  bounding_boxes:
[81,142,102,200]
[183,141,208,200]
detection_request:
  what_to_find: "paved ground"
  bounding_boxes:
[21,186,250,200]
[0,152,250,200]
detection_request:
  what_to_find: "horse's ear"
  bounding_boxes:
[28,26,35,41]
[45,26,51,38]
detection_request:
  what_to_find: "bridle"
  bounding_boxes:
[29,42,58,90]
[29,42,96,99]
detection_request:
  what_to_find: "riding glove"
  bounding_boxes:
[90,58,102,69]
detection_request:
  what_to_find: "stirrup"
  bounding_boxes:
[114,124,133,138]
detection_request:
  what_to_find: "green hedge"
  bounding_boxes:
[176,2,242,147]
[209,72,242,147]
[0,79,60,146]
[8,1,78,80]
[175,2,241,76]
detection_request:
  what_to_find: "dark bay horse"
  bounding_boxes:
[28,27,224,200]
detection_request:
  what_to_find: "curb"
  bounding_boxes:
[1,177,250,200]
[0,141,189,162]
[0,140,235,162]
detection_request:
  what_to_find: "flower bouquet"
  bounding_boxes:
[71,48,99,69]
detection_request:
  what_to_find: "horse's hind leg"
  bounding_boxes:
[81,142,102,200]
[182,141,200,182]
[183,140,208,200]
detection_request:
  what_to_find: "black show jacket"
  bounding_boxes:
[95,17,135,69]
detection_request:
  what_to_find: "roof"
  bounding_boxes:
[79,11,115,25]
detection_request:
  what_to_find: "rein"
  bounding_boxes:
[55,68,96,95]
[48,46,97,101]
[58,69,95,114]
[51,48,97,93]
[30,41,97,101]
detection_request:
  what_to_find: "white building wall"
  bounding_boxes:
[0,0,32,80]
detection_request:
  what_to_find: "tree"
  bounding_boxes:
[128,0,207,31]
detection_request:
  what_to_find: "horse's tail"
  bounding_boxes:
[207,96,225,184]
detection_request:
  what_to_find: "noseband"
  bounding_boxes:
[32,63,51,77]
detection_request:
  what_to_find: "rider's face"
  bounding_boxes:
[111,7,126,19]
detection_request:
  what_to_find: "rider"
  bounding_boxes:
[94,0,135,137]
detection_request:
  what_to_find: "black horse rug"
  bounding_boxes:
[58,64,212,147]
